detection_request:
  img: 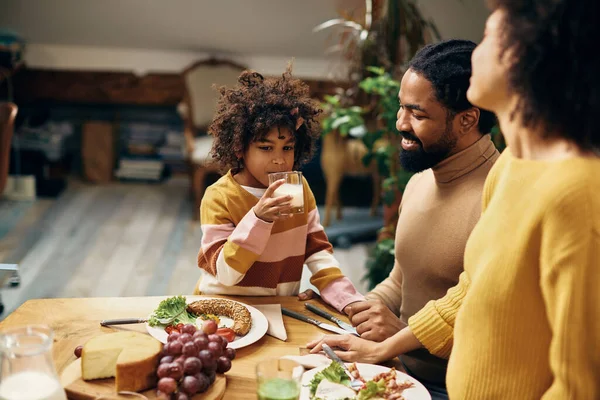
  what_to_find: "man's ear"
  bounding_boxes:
[459,108,480,134]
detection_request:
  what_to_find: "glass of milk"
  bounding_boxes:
[268,171,305,215]
[0,325,66,400]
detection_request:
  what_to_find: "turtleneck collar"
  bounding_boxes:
[431,134,498,184]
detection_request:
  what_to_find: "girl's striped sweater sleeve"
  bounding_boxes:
[302,182,365,311]
[197,185,273,286]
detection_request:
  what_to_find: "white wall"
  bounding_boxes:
[18,0,489,79]
[23,44,343,79]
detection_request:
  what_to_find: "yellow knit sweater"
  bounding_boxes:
[408,150,600,399]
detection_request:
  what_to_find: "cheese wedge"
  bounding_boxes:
[81,331,162,392]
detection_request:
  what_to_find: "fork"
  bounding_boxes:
[321,343,364,391]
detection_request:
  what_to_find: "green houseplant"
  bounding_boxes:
[316,0,439,289]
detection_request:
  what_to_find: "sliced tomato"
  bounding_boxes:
[216,327,236,343]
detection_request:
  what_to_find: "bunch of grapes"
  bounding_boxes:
[156,320,235,399]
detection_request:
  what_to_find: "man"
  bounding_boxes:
[346,39,499,399]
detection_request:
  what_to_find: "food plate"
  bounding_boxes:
[300,362,431,400]
[145,296,268,350]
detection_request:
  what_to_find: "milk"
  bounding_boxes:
[0,371,66,400]
[273,183,304,212]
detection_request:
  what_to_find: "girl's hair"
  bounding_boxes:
[208,64,322,172]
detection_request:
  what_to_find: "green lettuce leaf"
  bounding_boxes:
[148,295,197,326]
[357,379,386,400]
[309,362,351,397]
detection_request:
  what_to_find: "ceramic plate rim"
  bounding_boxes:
[300,361,431,400]
[145,296,268,350]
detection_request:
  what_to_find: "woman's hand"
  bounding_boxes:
[306,334,388,364]
[253,179,293,222]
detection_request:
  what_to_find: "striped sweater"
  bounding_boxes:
[196,171,364,312]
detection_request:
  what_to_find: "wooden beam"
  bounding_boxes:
[12,67,348,106]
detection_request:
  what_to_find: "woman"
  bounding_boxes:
[308,1,600,398]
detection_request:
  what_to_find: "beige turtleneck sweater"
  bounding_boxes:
[367,134,499,384]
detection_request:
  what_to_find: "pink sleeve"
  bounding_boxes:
[320,277,365,312]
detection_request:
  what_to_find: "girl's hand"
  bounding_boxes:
[306,334,388,364]
[253,179,293,222]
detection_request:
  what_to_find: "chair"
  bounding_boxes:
[0,102,17,196]
[180,58,246,220]
[0,103,19,315]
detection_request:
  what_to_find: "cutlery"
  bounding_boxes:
[322,343,364,391]
[281,308,349,335]
[100,309,185,326]
[305,303,359,336]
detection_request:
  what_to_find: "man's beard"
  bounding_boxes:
[398,123,458,173]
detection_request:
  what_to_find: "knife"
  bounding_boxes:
[305,303,359,336]
[281,308,350,335]
[100,318,149,326]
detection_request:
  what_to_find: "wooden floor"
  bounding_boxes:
[0,178,371,318]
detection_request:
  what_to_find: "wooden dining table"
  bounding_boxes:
[0,295,405,399]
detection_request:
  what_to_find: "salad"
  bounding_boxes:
[308,362,414,400]
[148,295,237,342]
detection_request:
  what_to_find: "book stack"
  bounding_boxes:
[115,156,164,181]
[115,123,165,182]
[157,130,186,174]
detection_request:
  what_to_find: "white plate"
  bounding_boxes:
[300,362,431,400]
[145,296,268,350]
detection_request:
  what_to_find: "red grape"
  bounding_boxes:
[207,369,217,384]
[195,373,210,393]
[181,375,200,395]
[179,333,193,344]
[183,356,203,375]
[182,341,198,357]
[182,324,197,335]
[160,355,174,364]
[207,334,222,345]
[175,393,189,400]
[167,340,183,356]
[207,341,223,358]
[156,390,169,400]
[157,377,177,394]
[193,330,207,340]
[202,319,218,335]
[224,347,236,360]
[167,331,181,343]
[216,356,232,373]
[174,355,186,367]
[220,337,229,350]
[165,362,184,381]
[194,336,209,351]
[157,363,171,379]
[74,346,83,358]
[199,350,216,370]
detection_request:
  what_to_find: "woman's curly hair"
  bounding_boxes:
[208,64,322,172]
[487,0,599,149]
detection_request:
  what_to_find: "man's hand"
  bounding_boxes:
[346,299,406,342]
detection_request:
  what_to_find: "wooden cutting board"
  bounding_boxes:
[60,358,226,400]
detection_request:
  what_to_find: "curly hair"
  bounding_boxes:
[208,64,322,172]
[408,39,497,134]
[487,0,599,149]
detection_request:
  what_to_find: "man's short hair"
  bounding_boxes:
[408,39,497,134]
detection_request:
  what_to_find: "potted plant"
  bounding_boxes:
[316,0,439,288]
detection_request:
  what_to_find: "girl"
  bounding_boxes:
[195,65,364,314]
